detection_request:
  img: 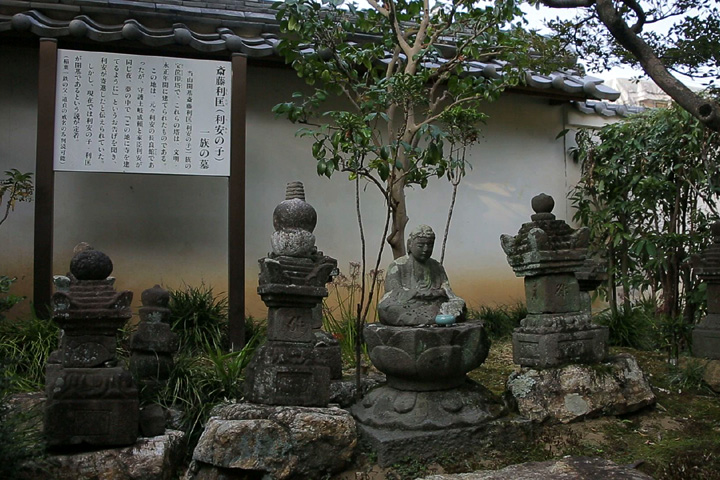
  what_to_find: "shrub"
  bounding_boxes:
[469,302,527,340]
[169,283,228,352]
[594,303,659,351]
[0,314,59,392]
[0,276,25,321]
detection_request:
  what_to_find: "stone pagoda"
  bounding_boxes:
[243,181,338,406]
[45,247,139,447]
[692,221,720,359]
[500,193,608,368]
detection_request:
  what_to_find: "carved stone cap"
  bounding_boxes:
[52,247,133,325]
[500,193,590,276]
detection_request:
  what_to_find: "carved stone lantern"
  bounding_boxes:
[500,193,608,368]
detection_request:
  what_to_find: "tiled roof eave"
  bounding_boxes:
[0,6,621,102]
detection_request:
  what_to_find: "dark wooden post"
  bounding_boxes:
[228,53,247,350]
[33,38,58,318]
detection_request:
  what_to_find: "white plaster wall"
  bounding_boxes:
[0,44,583,318]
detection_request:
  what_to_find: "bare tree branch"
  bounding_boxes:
[594,0,720,132]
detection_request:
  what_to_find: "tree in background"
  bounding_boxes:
[569,104,720,327]
[273,0,565,260]
[272,0,565,388]
[533,0,720,132]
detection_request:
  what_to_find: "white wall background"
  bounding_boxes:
[1,44,584,318]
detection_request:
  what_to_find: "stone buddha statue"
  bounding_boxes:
[377,225,466,326]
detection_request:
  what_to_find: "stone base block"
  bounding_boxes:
[243,342,331,406]
[356,418,533,467]
[37,430,185,480]
[351,380,506,431]
[512,326,608,368]
[45,367,139,447]
[506,353,655,423]
[188,402,356,480]
[692,327,720,360]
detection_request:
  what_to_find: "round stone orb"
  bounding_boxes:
[273,198,317,233]
[70,249,113,280]
[531,193,554,214]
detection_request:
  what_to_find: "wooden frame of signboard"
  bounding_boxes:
[33,38,247,349]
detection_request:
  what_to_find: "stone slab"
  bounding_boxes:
[692,327,720,360]
[38,430,185,480]
[188,402,356,479]
[45,367,139,447]
[419,456,653,479]
[506,354,655,423]
[513,326,608,368]
[243,342,331,406]
[356,418,534,467]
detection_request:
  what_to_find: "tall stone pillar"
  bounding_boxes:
[693,221,720,359]
[243,181,338,406]
[45,247,139,447]
[500,194,608,368]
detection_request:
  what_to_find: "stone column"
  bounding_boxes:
[243,182,338,406]
[130,285,179,392]
[45,247,139,447]
[500,194,608,368]
[693,221,720,359]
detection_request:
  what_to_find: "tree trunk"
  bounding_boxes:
[594,0,720,132]
[386,173,408,259]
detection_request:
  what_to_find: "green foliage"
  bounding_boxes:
[273,0,566,256]
[594,302,658,351]
[0,314,59,392]
[0,169,33,229]
[155,333,261,450]
[468,302,527,340]
[0,276,25,321]
[0,387,46,478]
[667,358,711,394]
[569,103,720,330]
[169,283,228,353]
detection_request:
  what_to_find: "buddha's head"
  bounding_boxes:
[408,225,435,263]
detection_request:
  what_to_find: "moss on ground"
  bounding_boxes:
[335,340,720,479]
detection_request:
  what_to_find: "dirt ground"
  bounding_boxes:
[331,341,720,480]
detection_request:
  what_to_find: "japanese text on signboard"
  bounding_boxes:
[54,49,231,176]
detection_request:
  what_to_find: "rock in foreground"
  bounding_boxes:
[419,456,653,479]
[40,430,185,480]
[507,353,655,423]
[188,402,356,479]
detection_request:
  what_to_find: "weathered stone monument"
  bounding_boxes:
[502,194,654,423]
[500,193,609,368]
[45,247,139,447]
[692,221,720,360]
[130,284,179,437]
[243,181,339,406]
[352,225,509,466]
[188,182,355,480]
